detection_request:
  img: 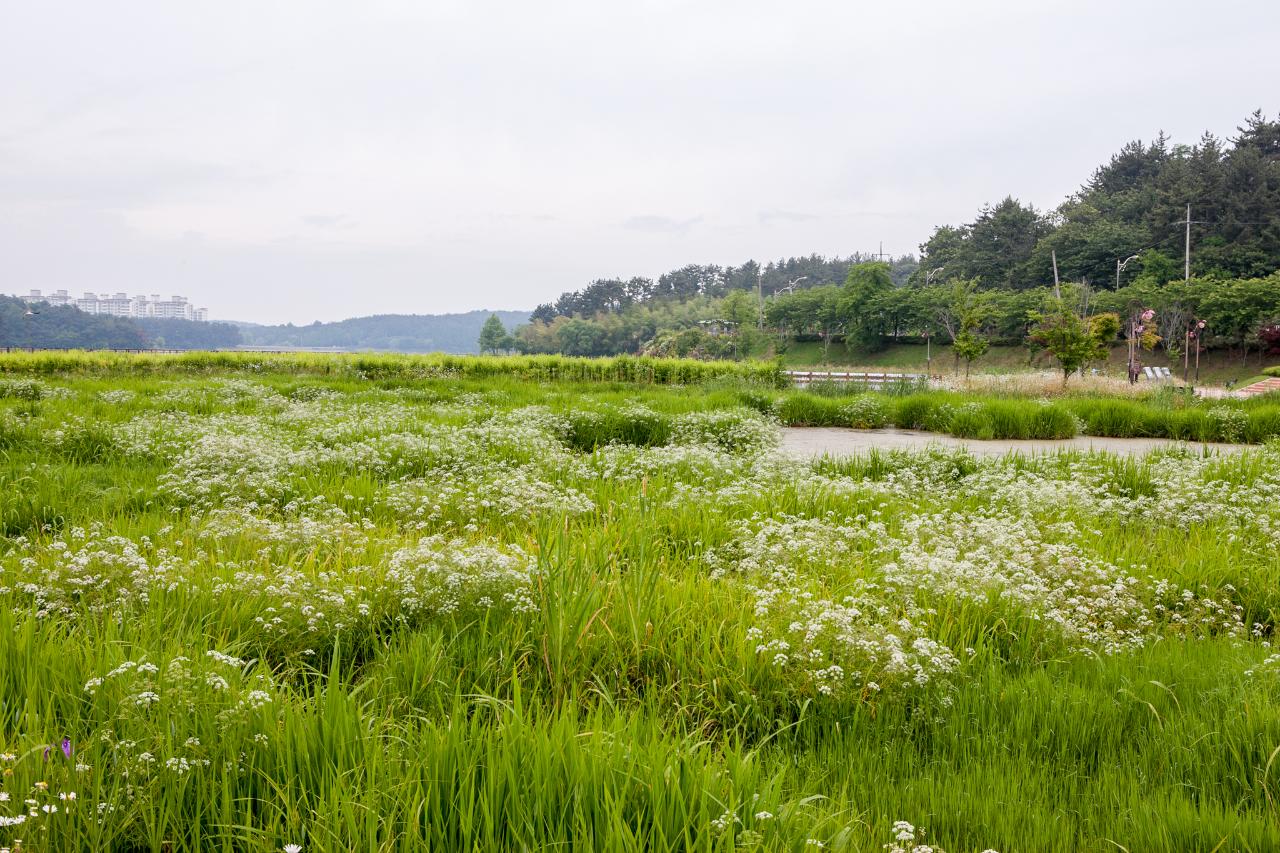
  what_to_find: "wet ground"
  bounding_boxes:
[778,427,1251,458]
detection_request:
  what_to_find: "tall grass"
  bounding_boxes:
[773,388,1280,443]
[0,350,786,387]
[1,366,1279,851]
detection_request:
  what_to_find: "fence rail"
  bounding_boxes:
[0,347,351,355]
[784,370,928,389]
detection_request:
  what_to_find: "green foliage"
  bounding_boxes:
[1028,294,1122,384]
[0,296,242,351]
[0,296,148,349]
[921,113,1280,287]
[477,313,511,355]
[0,350,786,387]
[135,318,242,350]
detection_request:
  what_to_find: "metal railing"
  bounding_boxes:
[784,370,928,389]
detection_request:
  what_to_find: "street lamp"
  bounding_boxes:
[1184,319,1206,384]
[925,266,946,285]
[19,308,41,351]
[773,276,808,299]
[1116,254,1140,289]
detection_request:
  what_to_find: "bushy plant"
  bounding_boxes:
[948,404,995,439]
[839,395,890,429]
[891,395,938,430]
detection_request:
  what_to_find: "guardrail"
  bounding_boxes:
[784,370,928,389]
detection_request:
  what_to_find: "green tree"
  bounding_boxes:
[720,290,759,329]
[839,262,894,353]
[1027,296,1121,385]
[478,314,510,354]
[952,328,989,380]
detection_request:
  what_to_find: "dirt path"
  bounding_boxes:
[779,427,1252,458]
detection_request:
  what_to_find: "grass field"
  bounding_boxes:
[2,355,1279,851]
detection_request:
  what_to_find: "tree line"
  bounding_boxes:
[0,296,243,350]
[503,110,1280,368]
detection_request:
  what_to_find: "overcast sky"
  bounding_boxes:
[2,1,1278,323]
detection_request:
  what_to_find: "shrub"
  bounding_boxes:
[735,390,776,415]
[1245,406,1280,443]
[1070,400,1150,438]
[839,395,890,429]
[776,394,843,427]
[1206,407,1248,443]
[947,404,995,440]
[891,396,938,430]
[1028,404,1078,440]
[982,401,1032,440]
[0,377,47,401]
[670,409,777,454]
[566,406,672,450]
[1167,409,1209,442]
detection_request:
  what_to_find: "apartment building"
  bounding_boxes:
[21,290,209,322]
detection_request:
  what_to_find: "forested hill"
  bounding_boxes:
[0,296,242,350]
[512,110,1280,361]
[236,310,531,353]
[917,110,1280,287]
[531,254,919,323]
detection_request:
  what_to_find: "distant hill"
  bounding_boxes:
[235,310,531,354]
[0,295,149,349]
[1,296,242,350]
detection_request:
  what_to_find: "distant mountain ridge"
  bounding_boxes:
[235,310,531,354]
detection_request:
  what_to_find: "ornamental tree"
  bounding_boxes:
[1027,296,1121,385]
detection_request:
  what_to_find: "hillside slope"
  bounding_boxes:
[236,310,530,353]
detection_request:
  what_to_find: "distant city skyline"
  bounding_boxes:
[18,289,209,322]
[3,1,1279,324]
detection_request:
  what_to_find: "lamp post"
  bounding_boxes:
[772,276,807,300]
[22,308,40,350]
[922,268,944,373]
[1183,318,1205,383]
[755,266,764,330]
[1116,254,1140,289]
[1192,320,1205,384]
[1127,308,1154,384]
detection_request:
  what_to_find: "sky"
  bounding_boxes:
[2,1,1278,324]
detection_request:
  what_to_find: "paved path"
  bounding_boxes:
[1238,377,1280,397]
[779,427,1252,458]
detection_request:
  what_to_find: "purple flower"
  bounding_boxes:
[43,738,72,762]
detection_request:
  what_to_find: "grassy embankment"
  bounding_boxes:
[779,340,1280,385]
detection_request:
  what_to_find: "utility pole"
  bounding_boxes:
[1176,205,1207,281]
[1051,250,1061,299]
[1184,204,1191,281]
[755,264,764,330]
